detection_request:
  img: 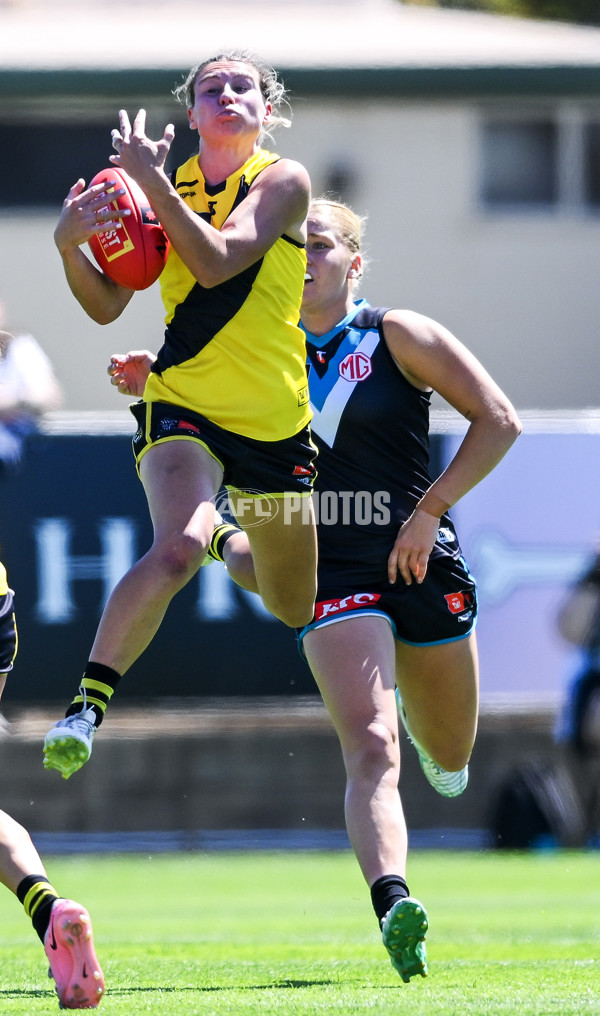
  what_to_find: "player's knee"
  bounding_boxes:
[153,534,208,582]
[263,591,315,629]
[273,605,314,628]
[349,722,399,784]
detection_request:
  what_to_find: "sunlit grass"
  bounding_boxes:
[0,849,597,1014]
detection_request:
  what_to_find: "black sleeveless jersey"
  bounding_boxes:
[302,300,465,586]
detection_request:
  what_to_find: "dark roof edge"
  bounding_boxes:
[3,64,600,100]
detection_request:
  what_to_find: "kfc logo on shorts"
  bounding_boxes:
[339,352,372,382]
[444,591,474,615]
[315,592,381,621]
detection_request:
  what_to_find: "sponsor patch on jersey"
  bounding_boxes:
[315,592,381,621]
[297,384,310,406]
[444,590,474,615]
[339,352,372,382]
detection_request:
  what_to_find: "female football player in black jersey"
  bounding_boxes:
[103,199,521,983]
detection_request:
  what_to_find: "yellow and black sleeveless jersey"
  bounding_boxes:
[144,148,311,442]
[0,561,17,675]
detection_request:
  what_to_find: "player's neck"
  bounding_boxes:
[198,139,259,186]
[301,296,354,338]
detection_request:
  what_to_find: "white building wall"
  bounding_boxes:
[1,95,599,412]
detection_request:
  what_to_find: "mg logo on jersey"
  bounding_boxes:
[339,351,372,382]
[315,592,381,621]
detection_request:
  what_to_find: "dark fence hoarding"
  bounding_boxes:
[0,433,317,702]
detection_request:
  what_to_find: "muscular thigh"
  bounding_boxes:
[395,632,479,760]
[140,440,223,542]
[241,494,316,604]
[303,615,398,747]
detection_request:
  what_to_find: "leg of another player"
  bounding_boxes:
[239,495,317,628]
[395,632,479,772]
[0,809,48,894]
[303,615,406,884]
[0,809,105,1008]
[303,615,428,982]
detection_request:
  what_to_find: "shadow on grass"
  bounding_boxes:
[0,979,337,1001]
[108,980,339,994]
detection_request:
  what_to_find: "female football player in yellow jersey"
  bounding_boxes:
[44,52,318,778]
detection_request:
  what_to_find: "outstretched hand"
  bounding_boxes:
[109,109,175,187]
[108,350,156,397]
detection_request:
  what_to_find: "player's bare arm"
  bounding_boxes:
[137,159,309,288]
[137,163,308,288]
[54,178,135,324]
[110,110,309,288]
[383,310,521,585]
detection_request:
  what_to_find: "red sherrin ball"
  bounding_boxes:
[87,167,170,290]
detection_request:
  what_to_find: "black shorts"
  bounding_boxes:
[130,401,317,497]
[0,585,17,674]
[297,552,477,650]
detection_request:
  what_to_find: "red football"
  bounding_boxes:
[87,167,170,290]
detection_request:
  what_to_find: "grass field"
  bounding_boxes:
[0,848,598,1014]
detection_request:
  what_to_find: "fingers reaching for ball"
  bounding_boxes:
[108,108,175,179]
[87,184,130,231]
[54,178,130,253]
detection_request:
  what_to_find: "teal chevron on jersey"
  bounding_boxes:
[303,300,382,447]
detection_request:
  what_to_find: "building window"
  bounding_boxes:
[583,121,600,207]
[480,120,558,206]
[480,110,600,214]
[0,116,192,208]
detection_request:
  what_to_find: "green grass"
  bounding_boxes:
[0,849,598,1014]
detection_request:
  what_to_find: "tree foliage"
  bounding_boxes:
[403,0,600,28]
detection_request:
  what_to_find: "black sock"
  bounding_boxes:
[370,874,410,926]
[16,875,60,943]
[65,661,122,727]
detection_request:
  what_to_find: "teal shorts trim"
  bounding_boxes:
[297,554,477,651]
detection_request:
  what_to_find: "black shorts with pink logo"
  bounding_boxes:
[297,552,477,650]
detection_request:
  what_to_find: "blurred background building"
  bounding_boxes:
[0,0,599,411]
